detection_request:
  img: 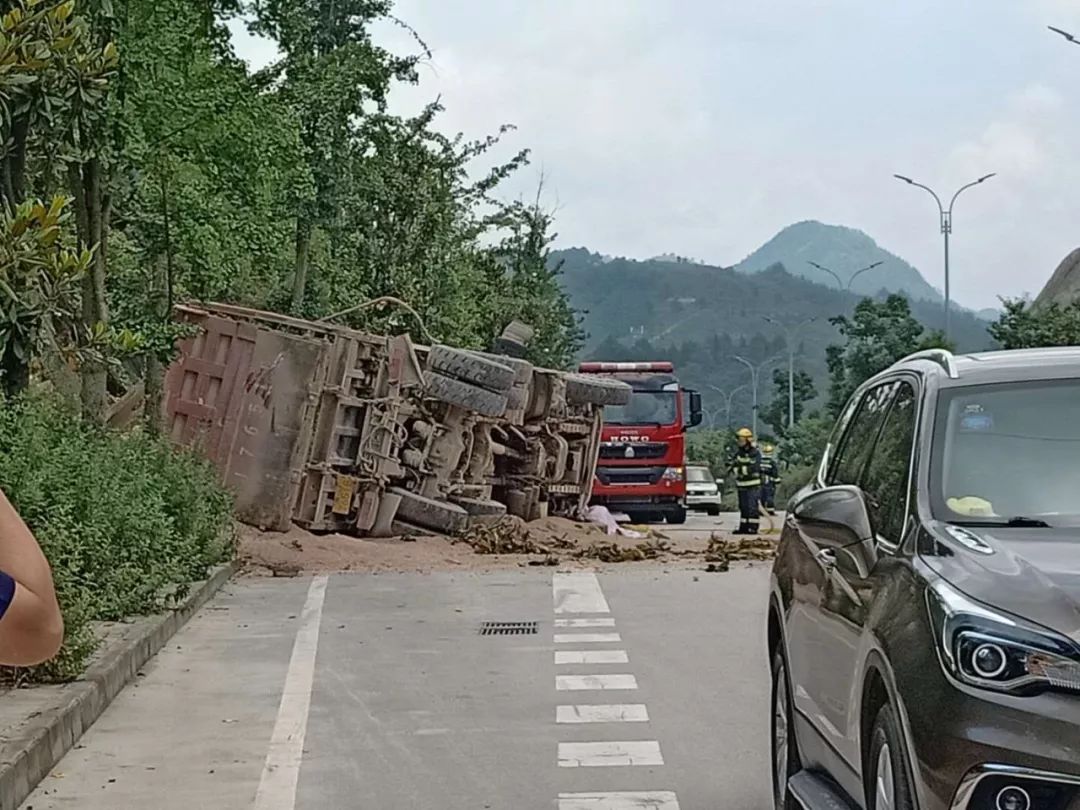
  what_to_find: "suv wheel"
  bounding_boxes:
[771,648,800,809]
[868,704,914,810]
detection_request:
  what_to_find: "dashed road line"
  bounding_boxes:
[556,674,638,691]
[552,570,678,805]
[558,791,680,809]
[558,741,665,768]
[554,572,611,614]
[556,704,650,724]
[555,650,629,665]
[555,632,621,644]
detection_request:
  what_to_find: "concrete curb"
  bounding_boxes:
[0,561,237,810]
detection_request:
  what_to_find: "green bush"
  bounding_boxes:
[0,395,234,682]
[777,464,817,506]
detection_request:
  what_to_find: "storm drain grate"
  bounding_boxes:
[479,621,538,636]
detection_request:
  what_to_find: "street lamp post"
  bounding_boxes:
[806,260,884,292]
[893,172,995,341]
[705,383,750,428]
[763,316,816,429]
[731,355,783,437]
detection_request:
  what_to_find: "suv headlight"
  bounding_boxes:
[927,580,1080,695]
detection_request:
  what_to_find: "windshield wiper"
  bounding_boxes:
[949,516,1052,528]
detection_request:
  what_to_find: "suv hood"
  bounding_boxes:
[923,523,1080,639]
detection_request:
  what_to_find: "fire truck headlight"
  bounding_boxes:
[662,467,684,482]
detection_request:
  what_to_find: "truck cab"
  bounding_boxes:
[579,361,702,524]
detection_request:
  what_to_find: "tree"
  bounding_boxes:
[245,0,421,313]
[761,366,816,438]
[826,294,947,416]
[990,297,1080,349]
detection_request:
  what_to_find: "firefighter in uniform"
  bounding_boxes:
[760,443,780,514]
[729,427,762,535]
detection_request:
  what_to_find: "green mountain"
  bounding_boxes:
[733,220,941,302]
[554,247,995,432]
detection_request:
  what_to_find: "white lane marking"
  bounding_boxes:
[558,791,680,809]
[554,632,621,644]
[553,571,610,614]
[557,704,650,724]
[556,674,638,691]
[254,575,329,810]
[558,741,664,767]
[555,650,628,665]
[555,617,615,628]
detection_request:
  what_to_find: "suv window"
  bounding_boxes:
[829,382,897,486]
[861,381,918,542]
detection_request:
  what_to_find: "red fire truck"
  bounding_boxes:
[578,361,702,524]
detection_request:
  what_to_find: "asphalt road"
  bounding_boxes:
[22,515,772,810]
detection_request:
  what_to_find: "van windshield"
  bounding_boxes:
[930,379,1080,526]
[687,467,713,483]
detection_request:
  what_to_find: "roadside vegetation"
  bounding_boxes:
[0,394,233,682]
[0,0,587,682]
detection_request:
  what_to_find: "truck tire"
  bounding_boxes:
[451,496,507,518]
[425,371,507,417]
[428,345,514,392]
[475,352,532,385]
[667,505,687,525]
[506,383,530,412]
[390,487,470,535]
[564,373,632,407]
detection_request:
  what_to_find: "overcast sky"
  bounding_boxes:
[230,0,1080,310]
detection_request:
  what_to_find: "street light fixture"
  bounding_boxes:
[763,316,816,429]
[893,172,996,342]
[731,354,784,438]
[806,260,884,293]
[705,383,750,428]
[1048,25,1079,45]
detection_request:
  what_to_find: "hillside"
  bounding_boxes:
[733,220,941,302]
[554,248,995,431]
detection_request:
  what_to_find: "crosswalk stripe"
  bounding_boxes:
[558,740,664,767]
[557,792,680,809]
[555,617,616,628]
[556,704,649,724]
[556,674,638,691]
[554,632,621,644]
[555,650,628,665]
[553,572,610,614]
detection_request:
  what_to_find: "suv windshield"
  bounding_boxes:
[687,467,713,483]
[931,379,1080,525]
[603,390,678,426]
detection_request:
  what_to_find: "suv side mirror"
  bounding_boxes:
[685,389,703,429]
[791,485,877,577]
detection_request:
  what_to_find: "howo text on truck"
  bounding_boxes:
[578,361,702,524]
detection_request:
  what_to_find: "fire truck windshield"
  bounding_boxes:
[603,390,678,426]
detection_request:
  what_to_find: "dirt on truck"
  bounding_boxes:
[162,302,632,542]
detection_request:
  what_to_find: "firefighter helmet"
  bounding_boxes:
[736,427,753,440]
[763,443,775,453]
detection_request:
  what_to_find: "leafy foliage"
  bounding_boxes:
[0,394,233,682]
[761,367,816,438]
[825,294,949,417]
[989,297,1080,349]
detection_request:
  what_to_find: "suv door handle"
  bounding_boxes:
[816,548,837,569]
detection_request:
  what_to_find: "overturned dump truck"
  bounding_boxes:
[162,303,631,537]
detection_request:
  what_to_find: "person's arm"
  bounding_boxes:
[0,489,63,666]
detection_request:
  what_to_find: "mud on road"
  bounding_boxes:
[238,515,776,576]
